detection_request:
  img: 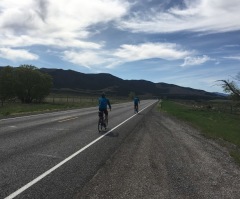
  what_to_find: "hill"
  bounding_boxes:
[39,68,224,100]
[0,66,224,100]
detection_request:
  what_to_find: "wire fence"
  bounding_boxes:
[177,100,240,115]
[44,96,129,105]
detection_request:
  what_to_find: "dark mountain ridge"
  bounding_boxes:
[39,68,224,100]
[0,66,225,99]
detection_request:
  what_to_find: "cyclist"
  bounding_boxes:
[98,92,111,126]
[133,96,140,113]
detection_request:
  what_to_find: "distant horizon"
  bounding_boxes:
[1,0,239,93]
[0,65,228,94]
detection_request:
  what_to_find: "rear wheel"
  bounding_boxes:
[104,118,108,129]
[134,105,138,113]
[98,118,103,132]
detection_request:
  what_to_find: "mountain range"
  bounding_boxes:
[39,68,225,100]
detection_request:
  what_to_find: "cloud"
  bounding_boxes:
[181,55,211,67]
[0,0,130,51]
[119,0,240,33]
[63,42,193,69]
[62,50,110,69]
[223,55,240,60]
[1,35,103,50]
[0,48,39,61]
[113,42,192,61]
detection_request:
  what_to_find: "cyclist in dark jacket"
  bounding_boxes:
[99,92,111,121]
[134,96,140,113]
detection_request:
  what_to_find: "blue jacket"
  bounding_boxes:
[134,97,140,105]
[99,97,111,109]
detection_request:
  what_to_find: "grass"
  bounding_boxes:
[0,97,130,118]
[0,102,93,118]
[158,100,240,165]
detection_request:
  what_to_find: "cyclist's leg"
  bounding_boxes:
[134,103,138,112]
[99,109,105,123]
[98,111,104,132]
[104,109,108,127]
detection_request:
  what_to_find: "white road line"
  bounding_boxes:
[5,101,157,199]
[58,117,78,123]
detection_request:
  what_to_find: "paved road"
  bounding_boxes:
[77,106,240,199]
[2,100,240,199]
[0,100,157,198]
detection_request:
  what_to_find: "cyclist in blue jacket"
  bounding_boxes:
[99,92,111,121]
[134,96,140,113]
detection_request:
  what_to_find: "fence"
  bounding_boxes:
[44,96,129,105]
[175,100,240,115]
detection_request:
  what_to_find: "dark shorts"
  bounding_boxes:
[99,108,108,115]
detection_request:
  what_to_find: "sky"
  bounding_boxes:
[0,0,240,93]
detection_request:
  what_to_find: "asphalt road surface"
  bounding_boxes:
[1,100,156,198]
[1,100,240,199]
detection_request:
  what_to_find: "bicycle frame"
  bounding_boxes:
[98,111,106,132]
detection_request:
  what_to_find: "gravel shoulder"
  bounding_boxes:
[76,106,240,199]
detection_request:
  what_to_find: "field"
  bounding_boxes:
[158,100,240,165]
[0,95,129,118]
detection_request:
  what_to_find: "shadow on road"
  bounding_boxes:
[98,130,119,137]
[106,131,119,137]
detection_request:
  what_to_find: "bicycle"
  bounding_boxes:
[98,111,108,132]
[134,105,139,113]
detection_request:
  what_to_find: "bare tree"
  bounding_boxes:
[218,72,240,100]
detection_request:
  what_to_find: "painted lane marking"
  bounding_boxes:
[58,117,78,123]
[5,101,157,199]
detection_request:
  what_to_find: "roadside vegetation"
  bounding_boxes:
[0,65,130,118]
[0,65,52,105]
[0,100,95,118]
[0,96,130,118]
[158,100,240,165]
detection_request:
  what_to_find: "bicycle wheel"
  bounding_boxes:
[98,118,103,132]
[104,118,108,129]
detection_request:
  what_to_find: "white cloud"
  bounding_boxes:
[63,50,115,69]
[0,0,130,51]
[0,48,39,61]
[224,56,240,60]
[0,34,102,50]
[119,0,240,33]
[113,43,192,61]
[62,42,193,69]
[181,55,211,67]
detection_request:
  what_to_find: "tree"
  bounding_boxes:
[128,91,135,100]
[0,66,16,106]
[31,72,53,102]
[219,72,240,100]
[15,65,52,103]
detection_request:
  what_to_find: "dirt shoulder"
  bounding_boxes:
[77,106,240,199]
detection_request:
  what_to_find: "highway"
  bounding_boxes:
[0,100,157,198]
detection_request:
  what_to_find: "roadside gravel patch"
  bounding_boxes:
[77,106,240,199]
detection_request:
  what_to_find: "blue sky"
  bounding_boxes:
[0,0,240,93]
